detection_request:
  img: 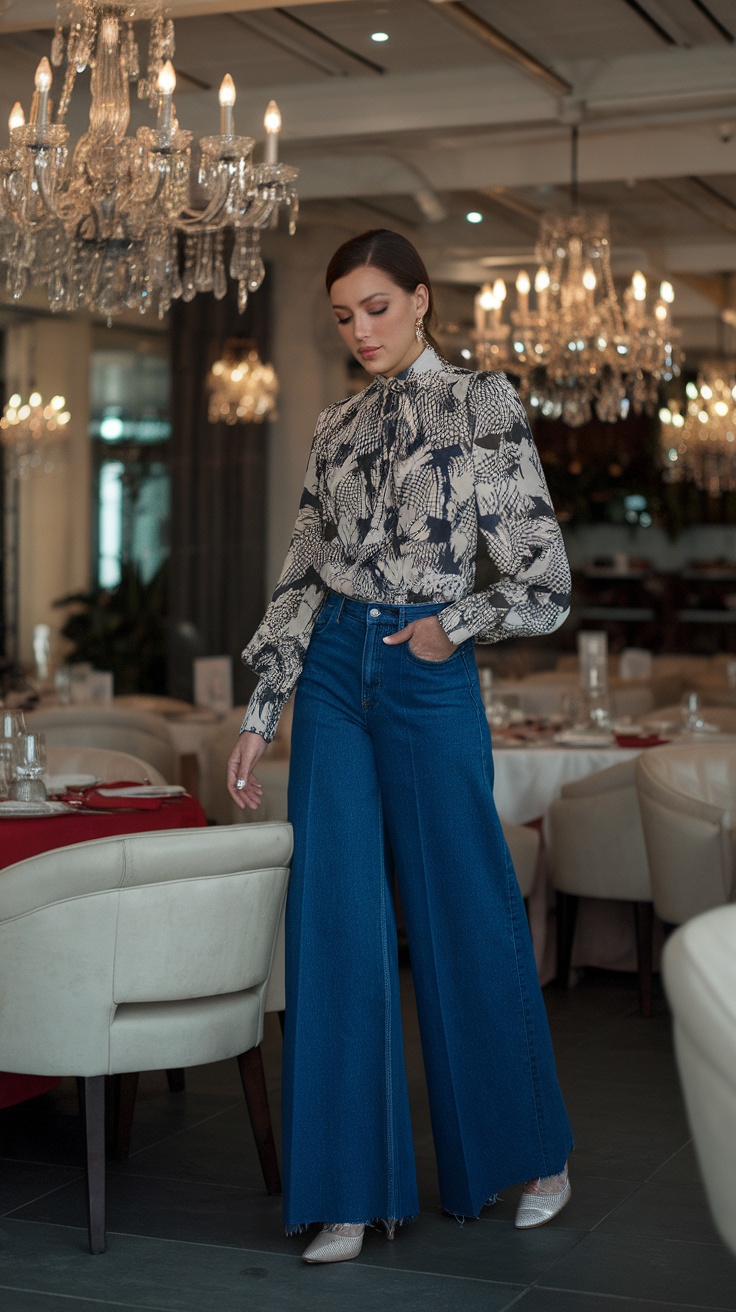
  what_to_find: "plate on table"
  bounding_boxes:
[44,773,100,795]
[96,785,186,799]
[0,800,74,818]
[553,730,615,748]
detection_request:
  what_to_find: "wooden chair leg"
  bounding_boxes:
[166,1068,186,1093]
[83,1076,106,1255]
[237,1045,281,1195]
[113,1072,139,1160]
[633,901,654,1019]
[555,892,579,988]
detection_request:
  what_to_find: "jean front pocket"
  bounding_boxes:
[405,638,462,668]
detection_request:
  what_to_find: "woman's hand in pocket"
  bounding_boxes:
[383,615,456,662]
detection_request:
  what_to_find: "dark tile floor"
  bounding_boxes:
[1,968,734,1312]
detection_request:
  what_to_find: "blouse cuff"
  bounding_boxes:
[438,595,494,646]
[240,679,287,743]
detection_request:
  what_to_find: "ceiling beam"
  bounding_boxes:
[688,0,734,44]
[619,0,678,45]
[0,0,349,32]
[427,1,571,97]
[276,8,384,76]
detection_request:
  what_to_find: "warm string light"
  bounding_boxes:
[474,211,682,427]
[660,364,736,495]
[0,0,297,318]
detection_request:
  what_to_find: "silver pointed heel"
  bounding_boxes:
[514,1171,571,1230]
[301,1223,365,1264]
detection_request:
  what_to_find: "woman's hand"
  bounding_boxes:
[226,730,268,810]
[383,614,456,661]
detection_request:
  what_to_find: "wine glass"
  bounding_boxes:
[0,709,26,792]
[0,750,12,800]
[11,732,47,802]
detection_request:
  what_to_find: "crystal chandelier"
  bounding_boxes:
[207,340,279,425]
[0,0,298,319]
[660,364,736,495]
[0,391,71,477]
[474,210,681,427]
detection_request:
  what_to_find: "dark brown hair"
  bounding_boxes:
[325,229,439,351]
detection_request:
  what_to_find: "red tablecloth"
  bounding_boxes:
[0,793,207,1109]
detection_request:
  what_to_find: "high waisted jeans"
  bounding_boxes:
[283,590,573,1232]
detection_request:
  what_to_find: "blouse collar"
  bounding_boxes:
[374,345,452,391]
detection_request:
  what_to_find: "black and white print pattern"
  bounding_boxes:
[241,348,571,740]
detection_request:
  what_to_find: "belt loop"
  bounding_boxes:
[337,594,346,622]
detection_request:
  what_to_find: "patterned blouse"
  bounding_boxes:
[241,346,571,741]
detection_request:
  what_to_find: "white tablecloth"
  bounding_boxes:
[492,744,642,826]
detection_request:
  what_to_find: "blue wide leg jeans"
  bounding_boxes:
[283,591,573,1232]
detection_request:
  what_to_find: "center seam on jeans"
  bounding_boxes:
[377,807,396,1220]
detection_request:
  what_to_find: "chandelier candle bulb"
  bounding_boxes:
[264,100,281,164]
[157,60,176,141]
[8,103,25,135]
[535,266,550,317]
[32,57,52,128]
[515,270,531,315]
[475,284,495,334]
[219,74,235,137]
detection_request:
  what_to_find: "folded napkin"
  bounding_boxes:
[65,780,174,811]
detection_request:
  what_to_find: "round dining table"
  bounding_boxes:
[0,791,206,1110]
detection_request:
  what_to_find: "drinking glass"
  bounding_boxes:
[11,732,47,802]
[0,751,11,800]
[577,631,608,693]
[0,709,26,791]
[1,709,26,740]
[681,691,706,733]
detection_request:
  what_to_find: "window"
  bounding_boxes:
[89,334,171,588]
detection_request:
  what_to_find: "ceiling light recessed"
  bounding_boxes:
[371,31,389,42]
[466,211,483,224]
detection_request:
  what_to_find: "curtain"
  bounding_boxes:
[168,280,269,706]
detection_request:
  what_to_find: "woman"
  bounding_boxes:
[227,229,573,1264]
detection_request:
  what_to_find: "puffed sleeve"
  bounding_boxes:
[437,372,571,646]
[240,426,328,741]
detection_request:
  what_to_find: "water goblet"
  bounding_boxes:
[11,732,47,802]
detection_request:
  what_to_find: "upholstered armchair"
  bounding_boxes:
[0,822,291,1254]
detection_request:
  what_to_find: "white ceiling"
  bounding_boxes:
[1,0,736,341]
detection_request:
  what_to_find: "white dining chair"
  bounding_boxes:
[0,822,292,1254]
[663,905,736,1257]
[45,745,166,786]
[548,757,654,1015]
[27,705,179,783]
[636,744,736,927]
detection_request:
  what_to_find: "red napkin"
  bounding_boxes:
[63,780,168,811]
[615,734,670,749]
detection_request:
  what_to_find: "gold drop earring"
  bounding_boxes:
[415,316,427,344]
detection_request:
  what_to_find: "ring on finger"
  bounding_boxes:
[236,778,246,790]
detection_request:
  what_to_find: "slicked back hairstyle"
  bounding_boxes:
[325,228,439,352]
